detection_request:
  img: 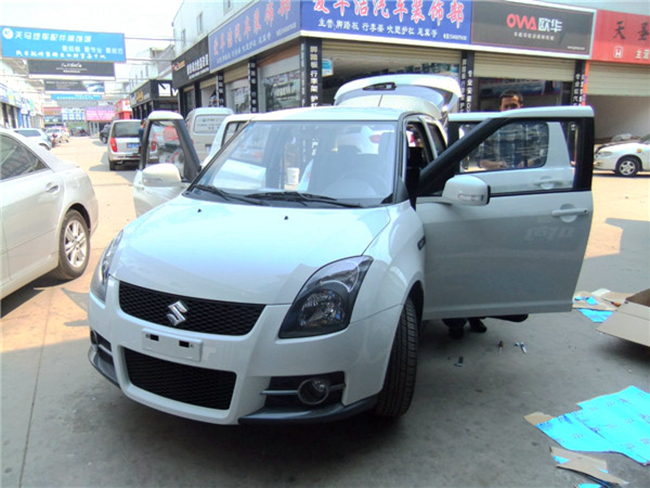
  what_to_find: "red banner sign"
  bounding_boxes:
[592,10,650,64]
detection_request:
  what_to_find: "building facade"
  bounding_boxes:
[168,0,649,140]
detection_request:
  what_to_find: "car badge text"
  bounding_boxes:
[167,300,188,326]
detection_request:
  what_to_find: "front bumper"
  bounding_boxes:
[88,279,399,425]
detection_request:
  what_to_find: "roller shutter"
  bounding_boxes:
[474,52,575,81]
[588,62,650,96]
[322,40,460,68]
[223,63,249,84]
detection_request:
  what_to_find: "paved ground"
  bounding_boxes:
[1,137,649,487]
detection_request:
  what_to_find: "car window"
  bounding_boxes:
[16,129,40,137]
[195,120,397,206]
[113,122,141,138]
[146,120,187,177]
[0,135,48,181]
[456,120,576,194]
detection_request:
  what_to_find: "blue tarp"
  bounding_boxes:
[535,386,650,465]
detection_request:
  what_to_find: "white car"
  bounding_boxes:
[1,128,98,299]
[88,75,594,425]
[594,134,649,177]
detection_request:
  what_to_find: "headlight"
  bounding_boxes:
[90,231,123,302]
[596,151,612,157]
[279,256,373,338]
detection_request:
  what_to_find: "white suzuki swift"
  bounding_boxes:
[89,75,595,424]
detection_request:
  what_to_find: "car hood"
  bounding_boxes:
[596,141,645,153]
[111,197,390,304]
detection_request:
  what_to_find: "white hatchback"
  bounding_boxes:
[88,75,594,425]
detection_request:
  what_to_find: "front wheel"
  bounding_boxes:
[374,297,419,418]
[615,157,640,177]
[51,210,90,280]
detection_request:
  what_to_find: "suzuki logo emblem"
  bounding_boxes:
[167,300,188,326]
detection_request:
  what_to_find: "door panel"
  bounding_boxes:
[418,107,594,320]
[132,116,200,216]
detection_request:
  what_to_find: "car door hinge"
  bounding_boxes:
[418,236,426,250]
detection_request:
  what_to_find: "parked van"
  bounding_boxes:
[185,107,234,161]
[202,113,256,166]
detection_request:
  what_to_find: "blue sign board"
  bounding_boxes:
[209,0,301,71]
[1,26,126,62]
[302,0,471,46]
[209,0,471,71]
[51,93,103,101]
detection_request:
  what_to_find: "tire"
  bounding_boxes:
[51,210,90,280]
[615,157,640,177]
[374,297,419,418]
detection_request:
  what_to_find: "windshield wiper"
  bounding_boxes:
[246,191,363,208]
[191,185,268,205]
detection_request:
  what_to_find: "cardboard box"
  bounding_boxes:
[597,289,650,347]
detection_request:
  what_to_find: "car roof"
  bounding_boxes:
[247,106,409,123]
[187,107,233,116]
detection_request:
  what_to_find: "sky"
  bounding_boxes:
[2,0,184,85]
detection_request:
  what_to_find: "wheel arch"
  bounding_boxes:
[66,203,93,233]
[618,154,642,165]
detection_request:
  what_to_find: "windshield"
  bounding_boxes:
[192,120,398,208]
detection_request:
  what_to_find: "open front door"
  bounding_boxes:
[132,111,202,216]
[417,106,594,320]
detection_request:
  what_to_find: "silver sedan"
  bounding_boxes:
[0,128,99,299]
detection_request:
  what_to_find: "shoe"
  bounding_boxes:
[448,326,465,340]
[469,318,487,333]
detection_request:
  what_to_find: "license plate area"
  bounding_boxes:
[127,142,139,149]
[143,329,202,362]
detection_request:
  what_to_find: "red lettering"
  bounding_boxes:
[506,13,537,31]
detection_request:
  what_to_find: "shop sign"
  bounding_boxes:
[592,10,649,64]
[85,106,115,122]
[28,60,116,79]
[62,108,85,121]
[571,60,588,106]
[44,79,105,92]
[172,37,210,88]
[209,0,301,71]
[301,38,322,107]
[51,93,102,100]
[322,58,333,77]
[115,99,131,112]
[1,26,125,62]
[471,0,593,57]
[302,0,470,45]
[459,51,474,113]
[249,59,259,113]
[216,74,226,107]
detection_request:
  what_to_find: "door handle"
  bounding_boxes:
[551,208,589,217]
[45,183,60,193]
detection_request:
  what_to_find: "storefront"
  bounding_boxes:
[130,80,179,119]
[114,99,133,120]
[586,9,650,140]
[203,1,601,116]
[172,37,212,116]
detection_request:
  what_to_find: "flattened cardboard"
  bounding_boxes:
[597,288,650,347]
[550,447,628,486]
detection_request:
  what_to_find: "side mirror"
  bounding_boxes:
[441,175,490,206]
[142,163,182,187]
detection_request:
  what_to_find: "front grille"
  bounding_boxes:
[119,281,264,335]
[124,348,236,410]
